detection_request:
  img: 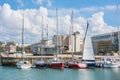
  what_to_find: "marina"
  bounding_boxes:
[0,0,120,80]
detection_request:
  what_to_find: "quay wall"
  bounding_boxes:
[0,53,108,66]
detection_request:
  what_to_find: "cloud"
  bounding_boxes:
[80,7,98,12]
[105,5,116,10]
[0,3,117,44]
[79,5,117,12]
[0,3,56,44]
[88,11,117,36]
[31,0,52,7]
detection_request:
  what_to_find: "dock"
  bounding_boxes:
[0,53,111,66]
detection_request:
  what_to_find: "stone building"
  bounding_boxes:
[5,41,16,53]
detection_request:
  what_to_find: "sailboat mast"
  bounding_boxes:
[56,8,59,56]
[70,11,74,58]
[41,16,44,58]
[42,16,43,40]
[22,13,24,55]
[46,24,48,40]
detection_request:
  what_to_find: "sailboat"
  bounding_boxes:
[82,20,95,67]
[35,58,48,68]
[67,11,87,69]
[47,8,64,69]
[34,41,48,68]
[16,14,32,69]
[35,16,48,68]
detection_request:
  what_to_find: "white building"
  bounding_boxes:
[30,32,82,54]
[64,31,82,53]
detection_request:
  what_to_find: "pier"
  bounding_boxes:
[0,53,73,66]
[0,53,108,66]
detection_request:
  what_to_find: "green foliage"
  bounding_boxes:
[16,46,22,51]
[0,41,5,52]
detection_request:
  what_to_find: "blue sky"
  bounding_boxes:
[0,0,119,9]
[0,0,120,44]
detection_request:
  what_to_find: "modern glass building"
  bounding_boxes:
[91,32,119,55]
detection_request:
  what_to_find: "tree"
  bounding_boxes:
[24,46,31,53]
[16,46,22,51]
[0,41,5,52]
[7,41,16,46]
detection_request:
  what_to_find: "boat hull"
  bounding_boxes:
[35,64,48,68]
[96,63,120,68]
[82,60,95,68]
[49,63,64,69]
[16,61,32,69]
[68,63,87,69]
[103,64,120,68]
[17,64,32,69]
[95,57,120,68]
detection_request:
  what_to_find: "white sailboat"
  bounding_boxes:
[16,59,32,69]
[82,20,95,67]
[16,14,32,69]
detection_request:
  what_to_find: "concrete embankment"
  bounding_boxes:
[0,53,109,66]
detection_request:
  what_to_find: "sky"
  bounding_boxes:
[0,0,120,44]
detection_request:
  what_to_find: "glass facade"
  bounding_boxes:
[92,32,119,55]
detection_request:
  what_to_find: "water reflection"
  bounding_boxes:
[1,66,120,80]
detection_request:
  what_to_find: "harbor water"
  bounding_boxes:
[0,66,120,80]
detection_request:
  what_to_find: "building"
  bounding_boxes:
[92,32,119,55]
[5,41,16,53]
[52,35,66,53]
[30,31,83,55]
[30,39,56,55]
[63,31,83,53]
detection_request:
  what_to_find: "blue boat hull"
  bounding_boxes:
[35,64,48,68]
[82,60,95,67]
